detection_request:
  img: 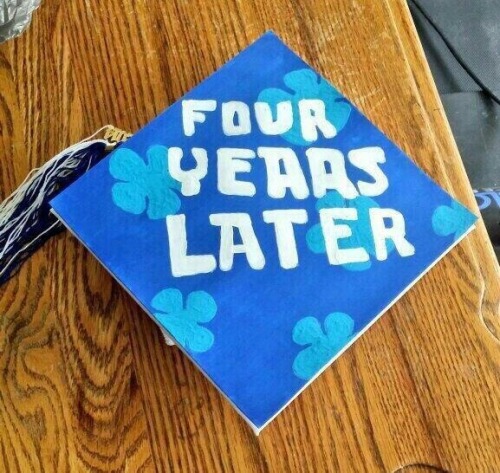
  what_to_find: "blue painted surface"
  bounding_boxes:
[51,32,476,429]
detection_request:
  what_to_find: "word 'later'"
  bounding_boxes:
[166,209,415,277]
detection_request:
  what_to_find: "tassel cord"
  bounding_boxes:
[0,127,115,284]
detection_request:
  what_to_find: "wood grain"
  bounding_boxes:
[0,0,499,471]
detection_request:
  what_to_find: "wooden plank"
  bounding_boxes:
[0,0,498,471]
[0,2,154,471]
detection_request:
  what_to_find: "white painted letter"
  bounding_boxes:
[167,147,208,196]
[306,148,358,199]
[263,209,308,269]
[369,208,415,261]
[222,101,251,136]
[319,208,370,265]
[209,213,265,271]
[298,99,336,142]
[182,100,217,136]
[217,148,256,196]
[254,101,293,135]
[257,147,309,199]
[348,147,388,197]
[166,214,217,277]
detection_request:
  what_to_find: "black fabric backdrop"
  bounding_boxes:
[409,0,500,258]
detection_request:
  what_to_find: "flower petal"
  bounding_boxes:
[146,188,181,219]
[347,195,379,256]
[146,145,168,173]
[324,312,354,345]
[432,205,459,237]
[451,201,477,239]
[151,288,183,313]
[316,190,345,210]
[292,344,326,380]
[111,182,146,215]
[185,325,214,353]
[306,224,326,254]
[342,260,372,271]
[109,148,147,182]
[283,68,320,95]
[257,87,293,105]
[293,316,323,346]
[154,312,191,346]
[186,291,217,323]
[318,78,344,102]
[432,201,476,240]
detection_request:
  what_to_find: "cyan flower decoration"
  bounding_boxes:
[292,312,355,380]
[258,68,351,145]
[109,145,181,219]
[151,288,217,353]
[306,190,394,271]
[432,200,476,241]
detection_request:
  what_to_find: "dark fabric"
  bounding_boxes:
[441,92,500,189]
[409,0,500,95]
[409,0,500,259]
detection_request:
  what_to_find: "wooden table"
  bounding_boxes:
[1,1,499,471]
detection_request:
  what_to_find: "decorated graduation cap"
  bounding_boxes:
[0,32,477,433]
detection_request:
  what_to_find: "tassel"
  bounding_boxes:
[0,126,127,285]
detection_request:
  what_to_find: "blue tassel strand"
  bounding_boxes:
[0,138,112,285]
